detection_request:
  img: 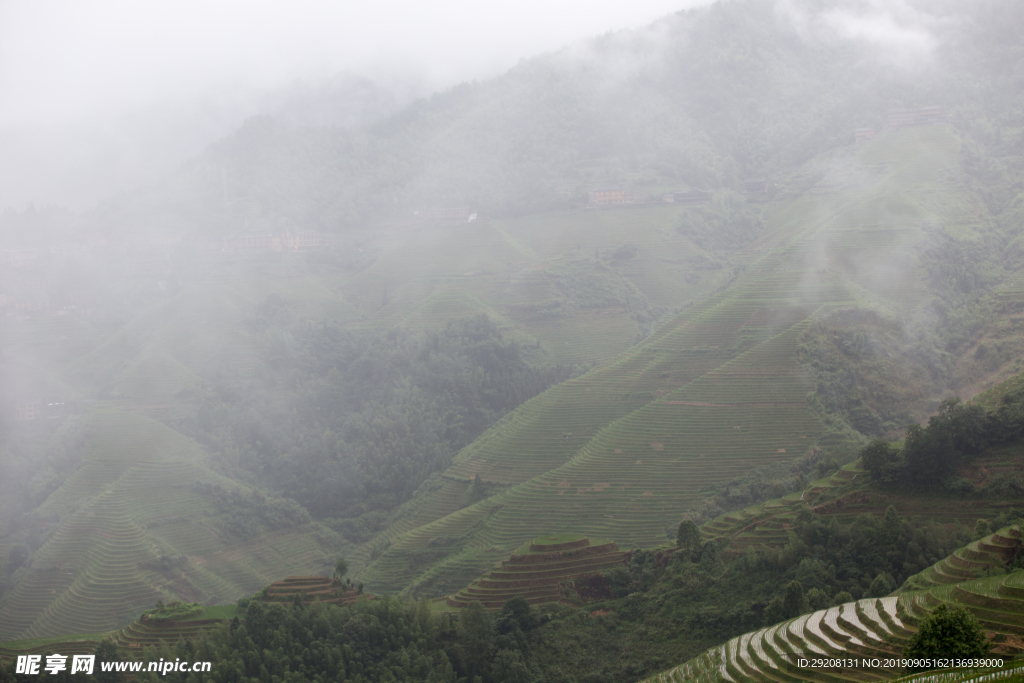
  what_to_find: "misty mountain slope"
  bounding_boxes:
[2,0,1024,652]
[352,122,1023,597]
[336,205,733,362]
[356,284,842,596]
[0,410,339,641]
[91,0,1024,237]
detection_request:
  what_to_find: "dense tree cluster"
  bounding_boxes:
[861,394,1024,492]
[188,314,577,524]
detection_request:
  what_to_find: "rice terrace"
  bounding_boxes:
[3,1,1024,681]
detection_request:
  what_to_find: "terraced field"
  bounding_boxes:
[338,206,734,362]
[643,565,1024,683]
[0,411,339,641]
[356,129,977,596]
[0,605,237,662]
[642,595,918,683]
[357,265,857,596]
[643,524,1024,683]
[257,576,366,607]
[0,634,104,660]
[889,662,1024,683]
[447,536,627,608]
[113,605,235,652]
[901,527,1023,593]
[2,124,988,647]
[702,454,1022,558]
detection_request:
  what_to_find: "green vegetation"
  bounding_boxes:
[334,558,349,581]
[641,528,1024,683]
[188,313,577,521]
[903,604,989,672]
[0,411,342,641]
[861,394,1024,493]
[1,521,1021,683]
[5,2,1024,679]
[676,520,701,556]
[141,601,204,622]
[257,576,363,607]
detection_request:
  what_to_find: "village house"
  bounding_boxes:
[15,400,42,421]
[918,105,947,125]
[281,230,322,251]
[887,106,947,128]
[0,249,42,268]
[14,399,68,421]
[14,300,49,313]
[10,279,49,313]
[588,187,629,206]
[127,256,172,276]
[887,109,918,127]
[854,127,876,142]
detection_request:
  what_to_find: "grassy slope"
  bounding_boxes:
[0,410,333,641]
[354,126,978,598]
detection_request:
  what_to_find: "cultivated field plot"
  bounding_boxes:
[0,605,237,662]
[337,207,732,363]
[446,535,627,609]
[356,125,1009,600]
[0,411,335,641]
[643,530,1024,683]
[257,576,366,607]
[359,265,854,596]
[642,595,913,683]
[901,527,1023,593]
[644,564,1024,683]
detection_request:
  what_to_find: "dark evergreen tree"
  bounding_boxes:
[676,519,702,558]
[93,639,123,683]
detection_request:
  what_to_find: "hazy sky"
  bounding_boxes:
[0,1,713,126]
[0,0,717,211]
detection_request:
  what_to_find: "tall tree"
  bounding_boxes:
[903,604,989,671]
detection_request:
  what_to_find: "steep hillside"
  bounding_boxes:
[88,1,1024,234]
[354,123,1024,597]
[3,0,1024,655]
[0,411,340,641]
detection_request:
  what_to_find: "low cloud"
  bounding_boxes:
[776,0,941,69]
